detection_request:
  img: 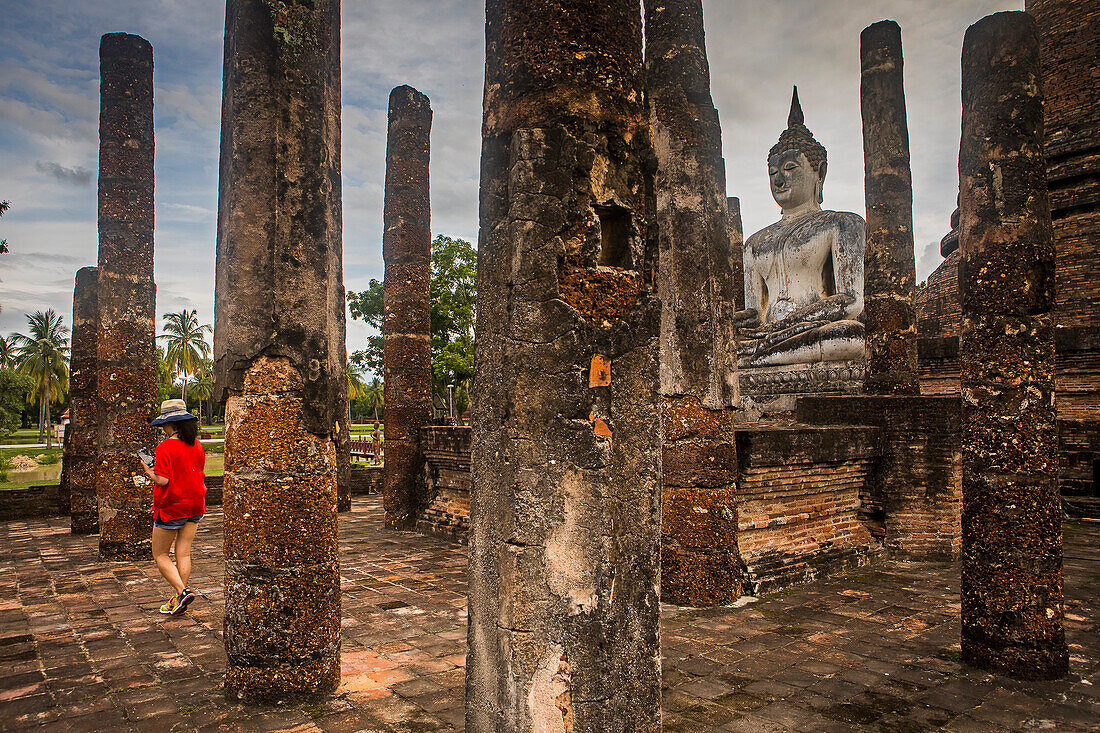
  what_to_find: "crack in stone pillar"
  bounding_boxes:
[958,10,1068,680]
[214,0,343,702]
[95,33,158,561]
[645,0,742,608]
[69,266,100,535]
[467,1,662,729]
[860,20,919,395]
[381,85,433,530]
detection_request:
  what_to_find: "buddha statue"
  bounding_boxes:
[735,88,866,368]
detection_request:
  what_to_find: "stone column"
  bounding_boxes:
[214,0,343,702]
[336,394,351,513]
[95,33,158,561]
[860,20,919,395]
[958,11,1067,679]
[645,0,740,607]
[1026,0,1100,499]
[69,266,99,535]
[467,0,662,729]
[381,85,432,530]
[727,196,745,313]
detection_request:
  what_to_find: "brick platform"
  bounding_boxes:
[1,494,1097,731]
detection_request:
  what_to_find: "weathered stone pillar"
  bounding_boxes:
[214,0,343,702]
[647,0,736,409]
[727,196,745,313]
[95,33,158,560]
[646,0,740,607]
[336,396,351,513]
[860,20,919,395]
[958,11,1067,679]
[467,0,662,729]
[382,85,432,530]
[69,266,99,535]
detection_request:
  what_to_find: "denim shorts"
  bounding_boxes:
[154,514,204,530]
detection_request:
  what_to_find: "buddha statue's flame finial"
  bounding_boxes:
[788,86,804,127]
[769,85,827,174]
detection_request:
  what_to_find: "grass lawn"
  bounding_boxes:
[2,446,62,463]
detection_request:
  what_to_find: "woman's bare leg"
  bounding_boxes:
[152,527,185,594]
[174,521,199,590]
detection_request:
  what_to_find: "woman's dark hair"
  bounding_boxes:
[175,418,199,446]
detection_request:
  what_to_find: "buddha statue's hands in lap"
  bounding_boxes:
[734,88,865,368]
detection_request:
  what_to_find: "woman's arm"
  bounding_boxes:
[142,462,169,487]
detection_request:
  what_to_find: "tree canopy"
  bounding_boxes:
[347,235,476,414]
[158,309,212,402]
[0,369,33,437]
[12,309,70,445]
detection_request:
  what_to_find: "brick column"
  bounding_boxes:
[382,85,433,530]
[1025,0,1100,498]
[958,11,1067,679]
[727,196,745,313]
[95,33,158,561]
[215,0,344,702]
[467,1,662,728]
[645,0,740,607]
[860,20,919,395]
[69,266,99,535]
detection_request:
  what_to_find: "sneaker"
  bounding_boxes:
[171,589,196,616]
[160,593,182,614]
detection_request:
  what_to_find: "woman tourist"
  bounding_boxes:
[142,399,206,616]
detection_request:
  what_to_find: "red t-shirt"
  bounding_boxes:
[152,437,207,522]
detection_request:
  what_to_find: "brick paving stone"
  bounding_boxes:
[1,496,1098,730]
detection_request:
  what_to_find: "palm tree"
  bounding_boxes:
[190,359,214,424]
[12,310,70,446]
[158,310,211,402]
[347,362,368,401]
[0,334,14,369]
[363,377,383,423]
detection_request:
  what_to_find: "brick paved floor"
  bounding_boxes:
[1,495,1097,732]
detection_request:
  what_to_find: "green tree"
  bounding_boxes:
[190,358,214,424]
[347,235,477,406]
[347,360,367,400]
[353,376,384,422]
[12,309,70,446]
[158,309,211,402]
[0,370,34,437]
[155,345,174,402]
[0,334,14,369]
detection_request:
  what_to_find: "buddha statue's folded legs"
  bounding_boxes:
[738,319,864,367]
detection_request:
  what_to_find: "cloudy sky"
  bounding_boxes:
[0,0,1019,357]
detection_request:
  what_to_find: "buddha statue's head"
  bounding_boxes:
[768,87,828,212]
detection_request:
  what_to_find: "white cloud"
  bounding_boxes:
[1,0,1022,354]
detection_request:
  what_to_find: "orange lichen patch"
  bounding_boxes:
[593,419,612,439]
[660,395,737,442]
[558,265,640,324]
[95,454,151,499]
[662,485,738,547]
[223,394,335,475]
[223,474,338,566]
[109,409,159,444]
[661,546,742,606]
[241,355,304,395]
[662,440,737,490]
[589,354,611,387]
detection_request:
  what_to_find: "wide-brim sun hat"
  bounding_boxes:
[151,399,199,426]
